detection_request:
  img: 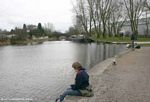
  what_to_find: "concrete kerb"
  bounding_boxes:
[64,49,131,102]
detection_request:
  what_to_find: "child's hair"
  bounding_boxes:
[72,62,82,70]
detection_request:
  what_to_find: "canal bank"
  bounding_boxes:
[64,48,131,102]
[65,47,150,102]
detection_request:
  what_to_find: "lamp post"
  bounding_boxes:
[131,33,135,51]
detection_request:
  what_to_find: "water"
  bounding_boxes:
[0,41,127,102]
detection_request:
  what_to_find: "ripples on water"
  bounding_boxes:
[0,41,127,101]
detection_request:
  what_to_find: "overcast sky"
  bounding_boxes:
[0,0,74,32]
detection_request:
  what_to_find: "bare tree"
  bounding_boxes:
[145,0,150,10]
[123,0,145,36]
[85,0,101,37]
[91,0,103,38]
[73,0,128,38]
[99,0,113,38]
[108,1,127,37]
[73,0,91,36]
[142,0,150,36]
[87,0,94,36]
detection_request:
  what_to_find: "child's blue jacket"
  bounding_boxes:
[71,68,89,90]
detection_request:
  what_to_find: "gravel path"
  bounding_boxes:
[65,47,150,102]
[95,47,150,102]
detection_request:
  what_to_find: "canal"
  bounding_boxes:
[0,41,127,102]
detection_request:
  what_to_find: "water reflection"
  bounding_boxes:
[78,43,126,69]
[0,41,127,101]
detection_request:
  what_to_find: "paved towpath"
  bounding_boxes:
[94,47,150,102]
[65,47,150,102]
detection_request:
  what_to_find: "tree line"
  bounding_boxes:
[0,22,58,45]
[72,0,150,38]
[10,23,55,40]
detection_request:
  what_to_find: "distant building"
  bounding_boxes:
[6,34,16,38]
[0,34,7,39]
[122,17,150,36]
[121,9,150,36]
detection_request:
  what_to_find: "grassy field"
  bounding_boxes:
[139,44,150,47]
[91,36,150,43]
[137,37,150,42]
[90,36,150,47]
